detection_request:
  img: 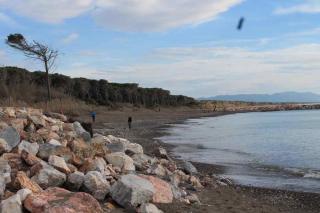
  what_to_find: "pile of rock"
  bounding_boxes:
[0,107,206,213]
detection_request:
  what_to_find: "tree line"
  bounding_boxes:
[0,66,196,107]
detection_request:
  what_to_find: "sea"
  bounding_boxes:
[160,110,320,193]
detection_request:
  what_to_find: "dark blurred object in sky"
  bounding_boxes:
[237,17,245,30]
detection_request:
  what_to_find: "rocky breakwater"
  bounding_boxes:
[0,107,223,213]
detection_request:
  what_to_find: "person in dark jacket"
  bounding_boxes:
[90,111,96,123]
[128,116,132,129]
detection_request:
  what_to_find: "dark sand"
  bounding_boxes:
[78,107,320,213]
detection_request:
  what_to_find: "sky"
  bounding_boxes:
[1,0,320,98]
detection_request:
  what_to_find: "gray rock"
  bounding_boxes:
[83,171,110,201]
[0,189,32,213]
[93,157,107,173]
[73,122,91,142]
[37,143,72,161]
[125,143,143,155]
[181,161,198,175]
[0,127,20,150]
[131,154,154,170]
[140,203,163,213]
[67,171,84,191]
[106,142,125,153]
[0,159,11,197]
[18,140,39,155]
[31,166,66,189]
[147,164,167,177]
[170,184,186,199]
[106,152,135,171]
[110,174,154,209]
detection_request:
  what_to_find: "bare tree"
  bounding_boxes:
[6,33,58,102]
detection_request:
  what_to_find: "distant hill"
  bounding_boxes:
[200,92,320,103]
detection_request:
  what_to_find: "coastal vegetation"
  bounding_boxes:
[0,66,196,109]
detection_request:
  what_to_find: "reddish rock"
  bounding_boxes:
[24,187,103,213]
[140,175,173,204]
[79,158,96,173]
[29,163,43,177]
[69,153,83,167]
[15,171,43,193]
[10,118,27,133]
[21,150,41,166]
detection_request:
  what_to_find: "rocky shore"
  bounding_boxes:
[0,107,218,213]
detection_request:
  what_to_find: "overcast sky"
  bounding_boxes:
[1,0,320,98]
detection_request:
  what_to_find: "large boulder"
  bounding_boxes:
[0,189,32,213]
[66,171,84,191]
[110,174,154,209]
[106,152,135,172]
[31,166,66,189]
[0,127,20,151]
[24,187,103,213]
[18,140,39,155]
[48,155,71,174]
[0,159,11,197]
[140,175,173,204]
[83,171,110,201]
[73,122,91,142]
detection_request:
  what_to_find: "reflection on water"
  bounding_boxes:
[160,110,320,193]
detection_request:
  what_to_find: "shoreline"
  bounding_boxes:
[88,107,320,212]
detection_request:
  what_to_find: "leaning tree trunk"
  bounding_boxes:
[44,59,51,102]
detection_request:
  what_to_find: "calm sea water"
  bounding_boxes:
[160,110,320,193]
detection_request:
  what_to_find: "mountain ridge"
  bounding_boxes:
[200,92,320,103]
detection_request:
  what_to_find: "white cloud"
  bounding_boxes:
[275,0,320,15]
[0,0,243,31]
[93,0,244,31]
[62,33,79,44]
[0,0,95,23]
[74,44,320,97]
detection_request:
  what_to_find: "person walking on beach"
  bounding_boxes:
[90,111,96,123]
[128,116,132,129]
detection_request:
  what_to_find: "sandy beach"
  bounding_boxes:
[75,107,320,213]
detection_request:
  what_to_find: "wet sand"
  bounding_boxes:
[77,107,320,213]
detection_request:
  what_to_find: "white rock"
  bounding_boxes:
[106,152,135,171]
[18,140,39,155]
[125,143,143,154]
[110,174,154,209]
[0,189,31,213]
[48,139,62,146]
